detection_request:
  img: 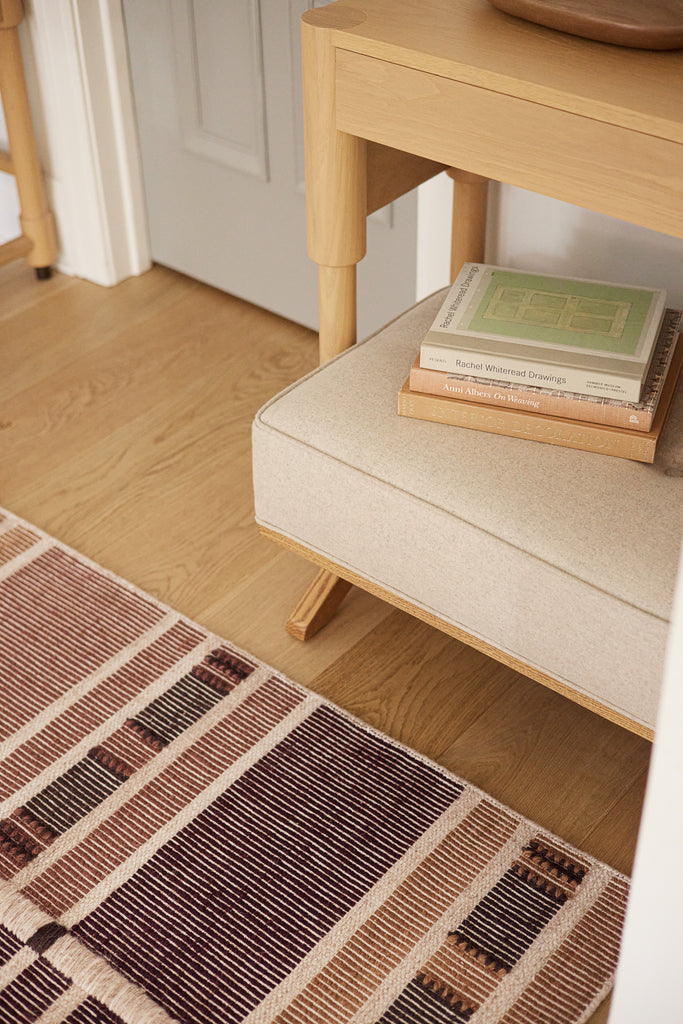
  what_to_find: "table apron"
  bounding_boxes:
[335,48,683,241]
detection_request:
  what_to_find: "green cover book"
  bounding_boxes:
[419,263,667,401]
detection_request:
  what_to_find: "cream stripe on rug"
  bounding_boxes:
[46,935,179,1024]
[0,535,52,582]
[33,983,89,1024]
[0,946,38,992]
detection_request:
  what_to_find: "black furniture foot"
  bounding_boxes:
[35,266,52,280]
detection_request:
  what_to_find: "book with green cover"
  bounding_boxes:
[419,263,667,402]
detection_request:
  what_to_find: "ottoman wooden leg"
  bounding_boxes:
[286,569,353,641]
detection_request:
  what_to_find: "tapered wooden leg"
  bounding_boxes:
[282,9,368,639]
[317,264,358,363]
[302,7,367,364]
[447,169,489,281]
[0,0,57,272]
[286,570,353,641]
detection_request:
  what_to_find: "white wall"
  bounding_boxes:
[490,183,683,309]
[608,542,683,1024]
[417,176,683,309]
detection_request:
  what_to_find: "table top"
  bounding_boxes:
[308,0,683,144]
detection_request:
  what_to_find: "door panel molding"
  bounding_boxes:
[171,0,269,180]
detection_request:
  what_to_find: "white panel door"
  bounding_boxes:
[122,0,418,336]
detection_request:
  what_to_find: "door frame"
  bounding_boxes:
[23,0,150,284]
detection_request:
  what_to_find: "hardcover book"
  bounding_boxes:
[419,263,667,402]
[400,335,682,463]
[410,309,681,432]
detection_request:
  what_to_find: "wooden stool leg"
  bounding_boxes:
[447,169,489,281]
[286,570,353,641]
[0,0,57,273]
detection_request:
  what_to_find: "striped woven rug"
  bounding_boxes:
[0,507,628,1024]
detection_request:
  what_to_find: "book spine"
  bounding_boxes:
[418,341,643,402]
[397,390,657,463]
[409,364,656,430]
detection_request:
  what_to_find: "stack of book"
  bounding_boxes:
[398,263,682,462]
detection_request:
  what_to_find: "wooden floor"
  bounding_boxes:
[1,261,651,1021]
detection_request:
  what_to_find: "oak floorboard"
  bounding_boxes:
[0,258,74,324]
[0,263,650,1024]
[200,546,393,686]
[2,266,394,686]
[311,608,520,758]
[436,672,649,874]
[578,767,650,872]
[0,266,199,404]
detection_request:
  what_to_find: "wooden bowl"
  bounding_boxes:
[487,0,683,49]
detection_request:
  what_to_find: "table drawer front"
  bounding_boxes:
[336,49,683,240]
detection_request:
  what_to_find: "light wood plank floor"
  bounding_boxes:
[1,261,651,1022]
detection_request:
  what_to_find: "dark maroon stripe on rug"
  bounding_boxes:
[62,997,126,1024]
[0,956,71,1023]
[455,867,565,971]
[379,977,474,1023]
[24,757,123,837]
[129,670,229,744]
[73,704,464,1024]
[26,922,68,955]
[0,924,23,966]
[0,548,165,739]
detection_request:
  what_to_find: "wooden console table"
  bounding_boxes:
[288,0,683,643]
[302,0,683,361]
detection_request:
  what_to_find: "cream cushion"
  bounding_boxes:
[252,291,683,732]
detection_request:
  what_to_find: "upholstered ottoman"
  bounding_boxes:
[252,291,683,736]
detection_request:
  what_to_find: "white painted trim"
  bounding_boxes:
[21,0,150,284]
[608,541,683,1023]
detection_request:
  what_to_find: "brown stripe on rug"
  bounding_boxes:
[0,546,168,741]
[0,522,42,568]
[0,619,206,795]
[0,508,629,1024]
